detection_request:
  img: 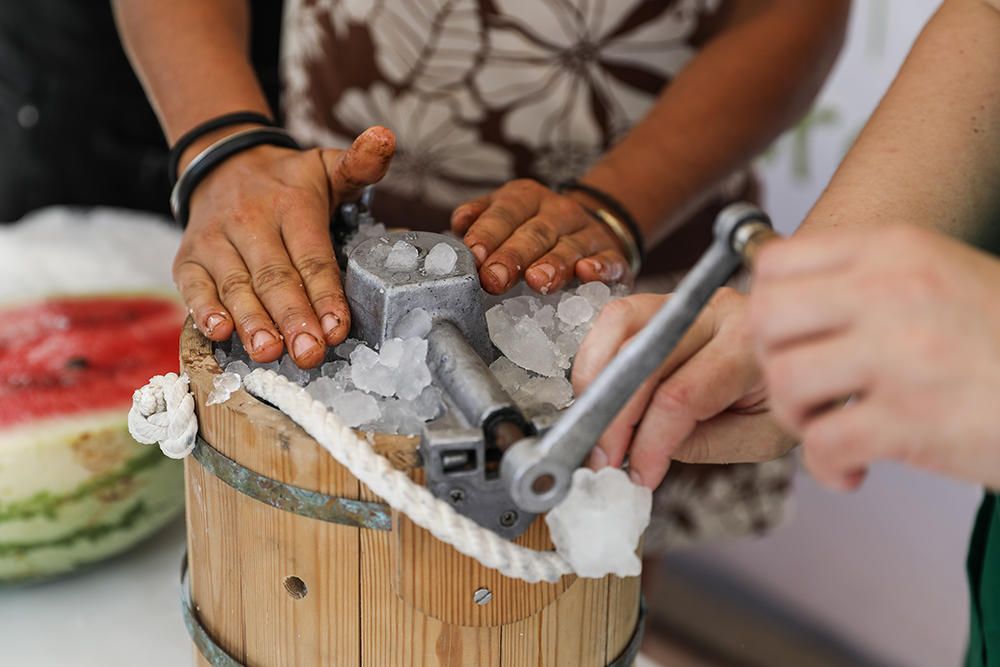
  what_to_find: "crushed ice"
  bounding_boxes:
[213,219,623,434]
[545,467,652,578]
[211,279,619,433]
[206,371,242,406]
[423,242,458,276]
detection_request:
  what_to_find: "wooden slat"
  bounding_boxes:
[360,483,501,667]
[393,509,573,627]
[500,575,611,667]
[605,574,642,664]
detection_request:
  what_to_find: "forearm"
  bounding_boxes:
[801,0,1000,239]
[112,0,270,162]
[580,0,849,247]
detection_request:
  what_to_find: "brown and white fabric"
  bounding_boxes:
[280,0,794,553]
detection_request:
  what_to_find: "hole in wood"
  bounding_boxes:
[283,575,308,599]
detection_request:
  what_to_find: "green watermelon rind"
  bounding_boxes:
[0,446,182,583]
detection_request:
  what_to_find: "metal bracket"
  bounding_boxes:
[191,435,391,531]
[181,553,647,667]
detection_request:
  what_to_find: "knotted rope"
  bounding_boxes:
[127,372,198,459]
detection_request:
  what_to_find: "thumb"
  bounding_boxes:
[321,125,396,205]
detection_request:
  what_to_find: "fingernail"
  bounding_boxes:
[629,470,643,486]
[470,244,487,264]
[487,263,509,288]
[205,313,225,334]
[251,329,277,353]
[292,333,320,360]
[604,262,625,281]
[588,259,603,274]
[529,263,555,284]
[589,447,608,469]
[321,313,341,336]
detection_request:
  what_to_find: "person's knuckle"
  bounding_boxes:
[518,220,557,250]
[559,235,587,258]
[550,196,581,219]
[650,382,692,416]
[296,254,338,283]
[252,263,301,296]
[277,308,315,334]
[218,270,253,302]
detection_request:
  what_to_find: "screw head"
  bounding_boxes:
[448,488,465,505]
[473,587,492,605]
[499,510,518,527]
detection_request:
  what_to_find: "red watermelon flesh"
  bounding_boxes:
[0,296,185,429]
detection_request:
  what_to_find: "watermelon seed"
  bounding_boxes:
[65,356,90,370]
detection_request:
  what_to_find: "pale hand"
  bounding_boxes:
[173,126,395,368]
[749,225,1000,491]
[572,288,795,490]
[451,179,632,295]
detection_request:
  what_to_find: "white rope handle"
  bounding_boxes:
[128,373,198,459]
[242,369,573,583]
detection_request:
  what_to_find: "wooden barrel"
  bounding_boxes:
[180,321,643,667]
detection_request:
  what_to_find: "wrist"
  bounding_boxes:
[178,122,272,174]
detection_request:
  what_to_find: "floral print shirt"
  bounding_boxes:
[282,0,732,234]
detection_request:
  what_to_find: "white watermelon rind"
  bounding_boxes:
[0,412,184,583]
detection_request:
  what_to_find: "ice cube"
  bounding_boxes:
[554,330,583,368]
[557,295,595,327]
[330,391,381,428]
[385,240,419,272]
[213,347,228,367]
[423,242,458,276]
[544,467,651,578]
[521,375,573,409]
[206,371,242,405]
[379,338,405,368]
[224,360,251,378]
[502,295,539,319]
[321,360,349,378]
[334,338,361,359]
[305,376,341,406]
[486,305,562,377]
[395,338,431,400]
[577,282,612,311]
[278,355,311,386]
[367,241,392,266]
[404,385,443,421]
[393,308,433,339]
[344,222,388,256]
[489,356,531,392]
[350,344,380,370]
[532,304,556,332]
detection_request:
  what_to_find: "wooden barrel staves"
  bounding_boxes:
[180,321,644,667]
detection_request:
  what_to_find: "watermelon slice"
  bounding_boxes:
[0,295,186,582]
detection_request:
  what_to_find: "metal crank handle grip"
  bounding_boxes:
[502,203,779,513]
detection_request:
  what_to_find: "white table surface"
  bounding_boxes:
[0,518,191,667]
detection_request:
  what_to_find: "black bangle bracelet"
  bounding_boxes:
[168,111,275,187]
[556,179,646,265]
[170,127,300,227]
